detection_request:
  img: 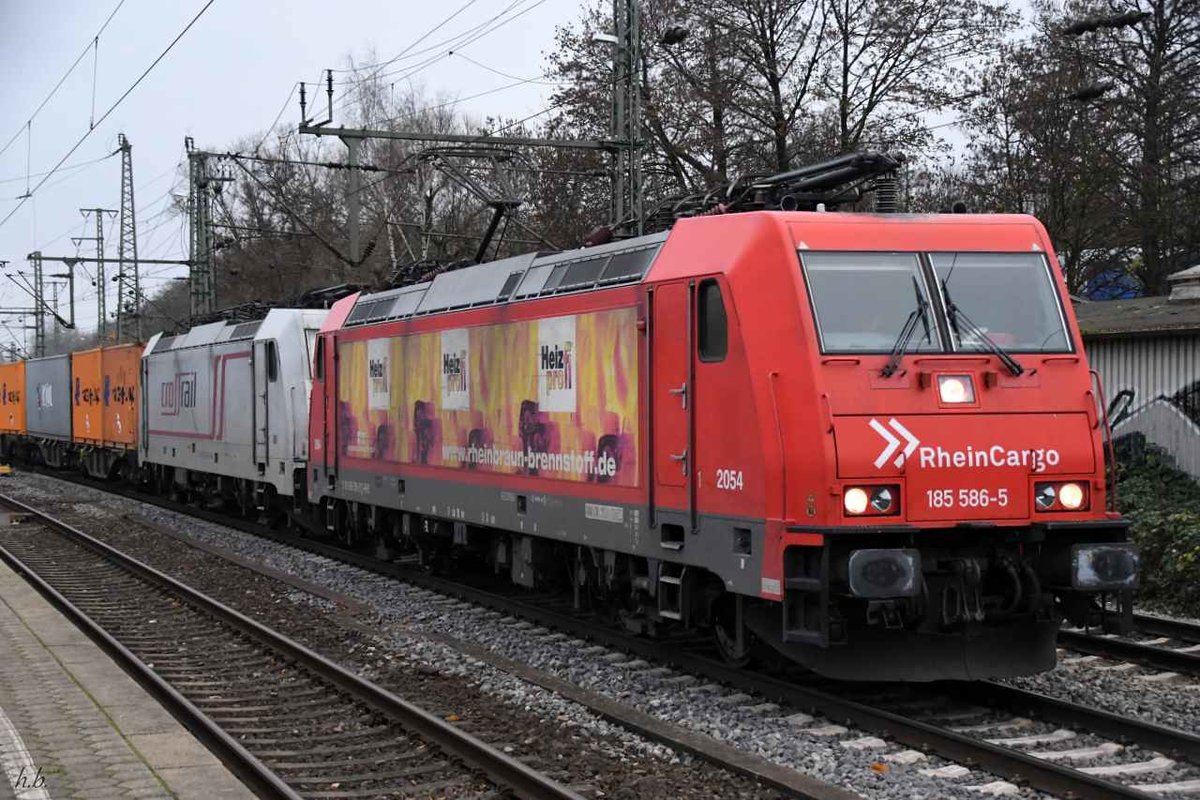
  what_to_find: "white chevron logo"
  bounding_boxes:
[869,417,920,469]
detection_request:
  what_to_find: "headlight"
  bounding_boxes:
[843,485,900,516]
[937,374,975,404]
[1072,543,1139,590]
[1058,482,1085,510]
[844,487,869,514]
[1034,481,1089,512]
[848,549,921,598]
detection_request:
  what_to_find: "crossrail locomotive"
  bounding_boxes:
[0,153,1139,681]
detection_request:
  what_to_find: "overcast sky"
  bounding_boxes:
[0,0,579,348]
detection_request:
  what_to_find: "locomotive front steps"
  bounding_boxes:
[658,562,686,621]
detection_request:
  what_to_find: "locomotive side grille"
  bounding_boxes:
[228,321,262,341]
[558,257,608,290]
[346,298,390,325]
[496,271,523,301]
[542,263,570,293]
[536,246,659,296]
[513,264,554,298]
[343,286,432,327]
[387,288,427,318]
[600,248,656,283]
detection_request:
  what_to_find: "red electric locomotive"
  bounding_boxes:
[308,159,1136,681]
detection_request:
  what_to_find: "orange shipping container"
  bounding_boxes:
[71,345,140,448]
[101,344,139,449]
[71,348,104,445]
[0,361,26,435]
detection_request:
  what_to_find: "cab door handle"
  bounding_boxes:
[668,382,688,409]
[669,448,688,476]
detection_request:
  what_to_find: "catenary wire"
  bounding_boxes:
[451,52,561,85]
[332,0,526,81]
[0,152,117,187]
[255,83,299,152]
[335,0,483,86]
[0,0,128,161]
[0,0,219,233]
[330,0,540,117]
[363,0,550,93]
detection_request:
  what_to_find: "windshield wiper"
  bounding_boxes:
[941,279,1024,376]
[881,277,931,377]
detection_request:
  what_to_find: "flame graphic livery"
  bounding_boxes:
[338,308,639,486]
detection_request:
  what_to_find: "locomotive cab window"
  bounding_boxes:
[698,279,728,361]
[266,341,279,382]
[305,328,320,378]
[931,253,1072,353]
[314,336,325,381]
[801,252,940,354]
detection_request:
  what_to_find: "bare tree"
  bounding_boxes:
[823,0,1014,151]
[714,0,828,171]
[952,38,1128,290]
[1067,0,1200,292]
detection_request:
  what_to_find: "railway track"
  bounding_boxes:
[327,574,1200,800]
[16,473,1200,799]
[0,492,586,800]
[1130,613,1200,645]
[1057,615,1200,677]
[213,524,1200,798]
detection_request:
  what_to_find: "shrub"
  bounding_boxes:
[1114,435,1200,616]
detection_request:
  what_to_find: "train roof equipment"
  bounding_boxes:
[343,233,667,328]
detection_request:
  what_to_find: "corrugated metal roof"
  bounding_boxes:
[1074,296,1200,338]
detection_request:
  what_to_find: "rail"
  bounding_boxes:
[19,473,1200,800]
[0,492,584,800]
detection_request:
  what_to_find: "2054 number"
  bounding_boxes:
[716,469,745,491]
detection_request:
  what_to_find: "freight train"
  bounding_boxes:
[0,209,1139,681]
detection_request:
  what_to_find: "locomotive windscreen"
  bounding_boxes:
[799,250,1072,355]
[800,252,939,353]
[930,252,1072,353]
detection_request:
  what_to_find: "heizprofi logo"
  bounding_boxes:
[537,315,577,412]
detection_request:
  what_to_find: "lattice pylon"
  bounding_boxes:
[116,133,140,342]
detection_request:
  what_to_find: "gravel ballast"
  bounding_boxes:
[6,476,787,800]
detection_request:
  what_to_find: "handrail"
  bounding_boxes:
[1090,369,1119,512]
[768,371,788,522]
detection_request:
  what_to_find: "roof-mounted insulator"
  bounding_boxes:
[874,172,899,213]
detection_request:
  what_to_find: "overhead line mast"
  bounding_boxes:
[296,0,649,266]
[186,137,233,319]
[76,207,117,341]
[31,254,45,357]
[611,0,643,235]
[115,133,141,342]
[297,71,616,273]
